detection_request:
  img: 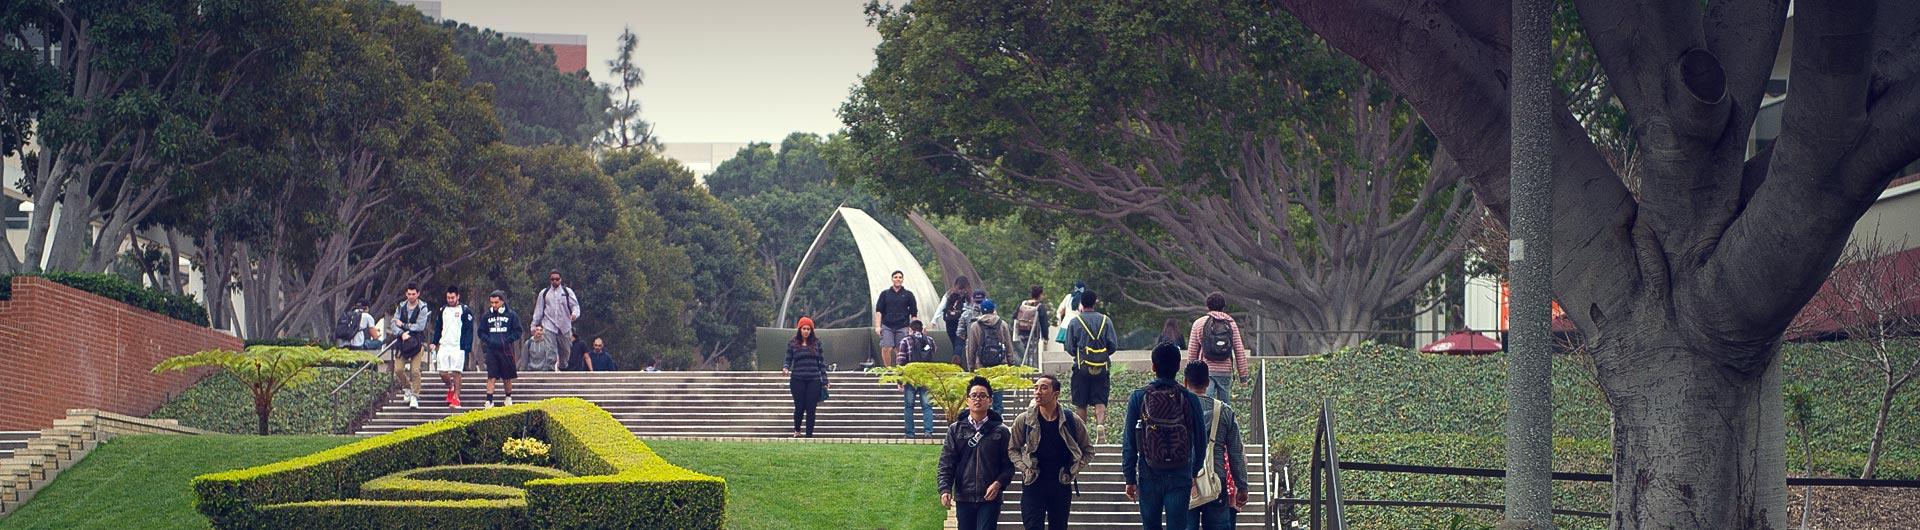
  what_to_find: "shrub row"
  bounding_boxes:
[152,367,392,435]
[193,398,725,529]
[255,498,528,529]
[525,398,728,529]
[0,272,210,326]
[357,464,572,502]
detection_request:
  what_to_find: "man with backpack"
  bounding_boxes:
[1185,292,1250,403]
[1014,285,1047,367]
[389,286,430,409]
[1120,343,1207,530]
[966,299,1014,414]
[334,301,376,350]
[531,270,581,371]
[896,319,940,438]
[429,286,476,409]
[477,290,524,408]
[1065,291,1118,444]
[1183,361,1248,529]
[874,270,919,368]
[1009,373,1095,529]
[957,289,987,361]
[937,376,1014,530]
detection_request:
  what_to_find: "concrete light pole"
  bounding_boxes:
[1505,0,1554,527]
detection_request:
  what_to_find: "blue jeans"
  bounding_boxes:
[956,500,1003,530]
[1190,498,1237,529]
[1137,468,1194,530]
[903,385,935,436]
[1207,375,1232,403]
[992,390,1005,415]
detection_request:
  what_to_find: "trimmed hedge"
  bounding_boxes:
[192,398,726,529]
[358,465,573,502]
[0,272,209,326]
[256,499,528,529]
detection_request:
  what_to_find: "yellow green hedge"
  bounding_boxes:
[192,398,726,529]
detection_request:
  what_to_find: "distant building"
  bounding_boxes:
[395,1,586,73]
[660,143,754,181]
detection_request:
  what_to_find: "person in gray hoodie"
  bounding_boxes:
[967,299,1015,414]
[1009,373,1095,529]
[389,285,431,409]
[524,326,558,372]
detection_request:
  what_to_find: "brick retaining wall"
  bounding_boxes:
[0,277,242,430]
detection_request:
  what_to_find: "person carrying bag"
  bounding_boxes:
[1189,399,1224,509]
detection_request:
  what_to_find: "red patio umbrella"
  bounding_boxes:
[1420,330,1504,355]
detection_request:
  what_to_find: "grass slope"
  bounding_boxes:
[0,435,357,530]
[150,366,393,435]
[0,435,944,530]
[648,440,946,530]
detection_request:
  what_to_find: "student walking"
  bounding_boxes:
[896,319,940,438]
[966,299,1014,414]
[1065,291,1118,443]
[477,290,524,408]
[531,270,581,370]
[335,301,377,350]
[1013,285,1048,367]
[942,277,974,355]
[784,317,829,438]
[389,285,430,409]
[584,337,618,371]
[1053,280,1086,349]
[1186,292,1250,403]
[1009,373,1095,530]
[429,286,476,409]
[525,326,558,372]
[938,376,1013,530]
[874,270,919,368]
[1183,361,1249,529]
[1120,343,1207,530]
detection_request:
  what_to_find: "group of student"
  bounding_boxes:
[937,347,1250,530]
[846,271,1257,529]
[332,270,623,410]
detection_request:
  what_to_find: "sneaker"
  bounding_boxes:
[484,400,493,409]
[504,396,514,406]
[450,395,462,409]
[407,395,419,409]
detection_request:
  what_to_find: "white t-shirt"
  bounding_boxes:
[439,306,465,353]
[354,312,376,348]
[1055,294,1080,342]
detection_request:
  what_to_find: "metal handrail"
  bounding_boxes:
[1257,358,1276,529]
[328,340,395,434]
[1309,398,1348,530]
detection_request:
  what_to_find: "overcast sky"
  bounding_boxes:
[436,0,881,143]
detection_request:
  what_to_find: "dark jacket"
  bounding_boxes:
[784,339,828,381]
[478,307,524,350]
[875,287,919,329]
[1119,378,1207,486]
[937,409,1014,503]
[1195,394,1249,496]
[430,304,476,353]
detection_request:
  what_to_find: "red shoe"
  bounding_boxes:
[448,390,461,409]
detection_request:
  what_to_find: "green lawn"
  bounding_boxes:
[0,435,358,530]
[648,440,946,530]
[0,435,943,530]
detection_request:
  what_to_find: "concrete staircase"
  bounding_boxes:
[0,411,202,516]
[356,371,1274,529]
[357,371,1033,439]
[996,444,1272,529]
[0,433,34,461]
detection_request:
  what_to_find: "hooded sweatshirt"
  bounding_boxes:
[965,314,1013,370]
[1187,311,1250,377]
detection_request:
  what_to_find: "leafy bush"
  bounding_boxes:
[358,464,574,502]
[245,337,328,348]
[871,362,1036,420]
[152,366,392,435]
[0,272,210,326]
[192,398,725,529]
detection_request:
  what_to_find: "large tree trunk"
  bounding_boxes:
[1595,328,1786,529]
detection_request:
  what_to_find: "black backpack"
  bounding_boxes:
[944,293,966,322]
[1138,383,1193,471]
[332,309,362,341]
[905,334,940,364]
[977,320,1008,367]
[1202,316,1236,361]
